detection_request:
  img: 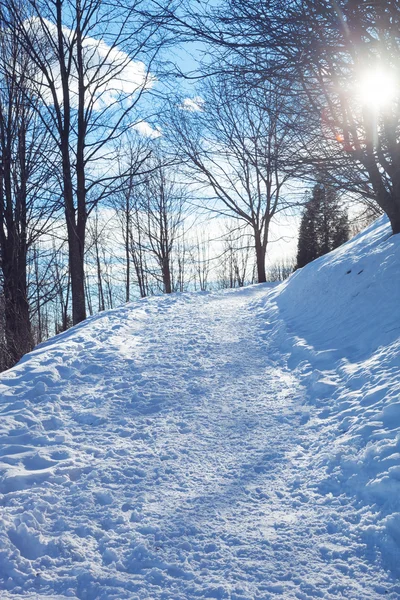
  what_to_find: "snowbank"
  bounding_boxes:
[0,215,399,598]
[254,215,400,577]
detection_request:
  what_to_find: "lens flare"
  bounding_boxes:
[358,69,397,110]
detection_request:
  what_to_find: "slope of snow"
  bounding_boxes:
[257,215,400,580]
[0,216,400,599]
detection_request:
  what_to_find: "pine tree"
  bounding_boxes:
[297,184,349,268]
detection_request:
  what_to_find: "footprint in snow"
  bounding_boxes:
[23,454,57,471]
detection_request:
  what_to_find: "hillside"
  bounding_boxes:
[0,216,400,599]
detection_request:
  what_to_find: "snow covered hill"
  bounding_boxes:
[1,216,400,599]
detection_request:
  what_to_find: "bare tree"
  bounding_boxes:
[172,226,189,292]
[217,221,253,289]
[130,209,151,298]
[266,259,295,283]
[0,17,55,365]
[51,241,71,334]
[2,0,163,324]
[28,241,65,344]
[140,157,186,294]
[289,1,400,234]
[160,0,400,234]
[190,231,211,292]
[111,136,153,302]
[87,211,106,312]
[350,204,383,239]
[168,77,295,283]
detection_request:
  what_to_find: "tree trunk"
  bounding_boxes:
[61,136,86,325]
[85,274,93,316]
[384,196,400,235]
[0,117,33,365]
[125,197,130,302]
[94,235,105,312]
[363,152,400,235]
[57,0,86,326]
[3,257,33,366]
[67,221,87,324]
[162,256,172,294]
[254,231,267,283]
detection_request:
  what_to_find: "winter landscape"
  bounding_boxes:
[1,0,400,598]
[1,216,400,599]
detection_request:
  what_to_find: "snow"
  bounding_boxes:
[1,215,400,598]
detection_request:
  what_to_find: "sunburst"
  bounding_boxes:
[357,68,397,111]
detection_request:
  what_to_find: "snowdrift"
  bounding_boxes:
[0,215,399,599]
[254,215,400,574]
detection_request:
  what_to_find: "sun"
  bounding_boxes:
[357,68,397,111]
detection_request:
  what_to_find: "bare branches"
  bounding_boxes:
[1,0,166,324]
[166,75,295,282]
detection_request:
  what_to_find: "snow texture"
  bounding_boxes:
[0,216,400,598]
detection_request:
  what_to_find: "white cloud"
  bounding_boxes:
[22,17,154,110]
[132,121,162,138]
[180,96,204,112]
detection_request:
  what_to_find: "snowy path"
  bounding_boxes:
[0,286,399,598]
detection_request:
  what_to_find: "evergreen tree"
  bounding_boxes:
[297,184,349,268]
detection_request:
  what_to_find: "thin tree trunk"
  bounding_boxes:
[94,235,105,312]
[125,198,130,302]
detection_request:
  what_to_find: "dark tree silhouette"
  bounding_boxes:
[297,184,349,269]
[0,17,54,366]
[3,0,161,324]
[155,0,400,234]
